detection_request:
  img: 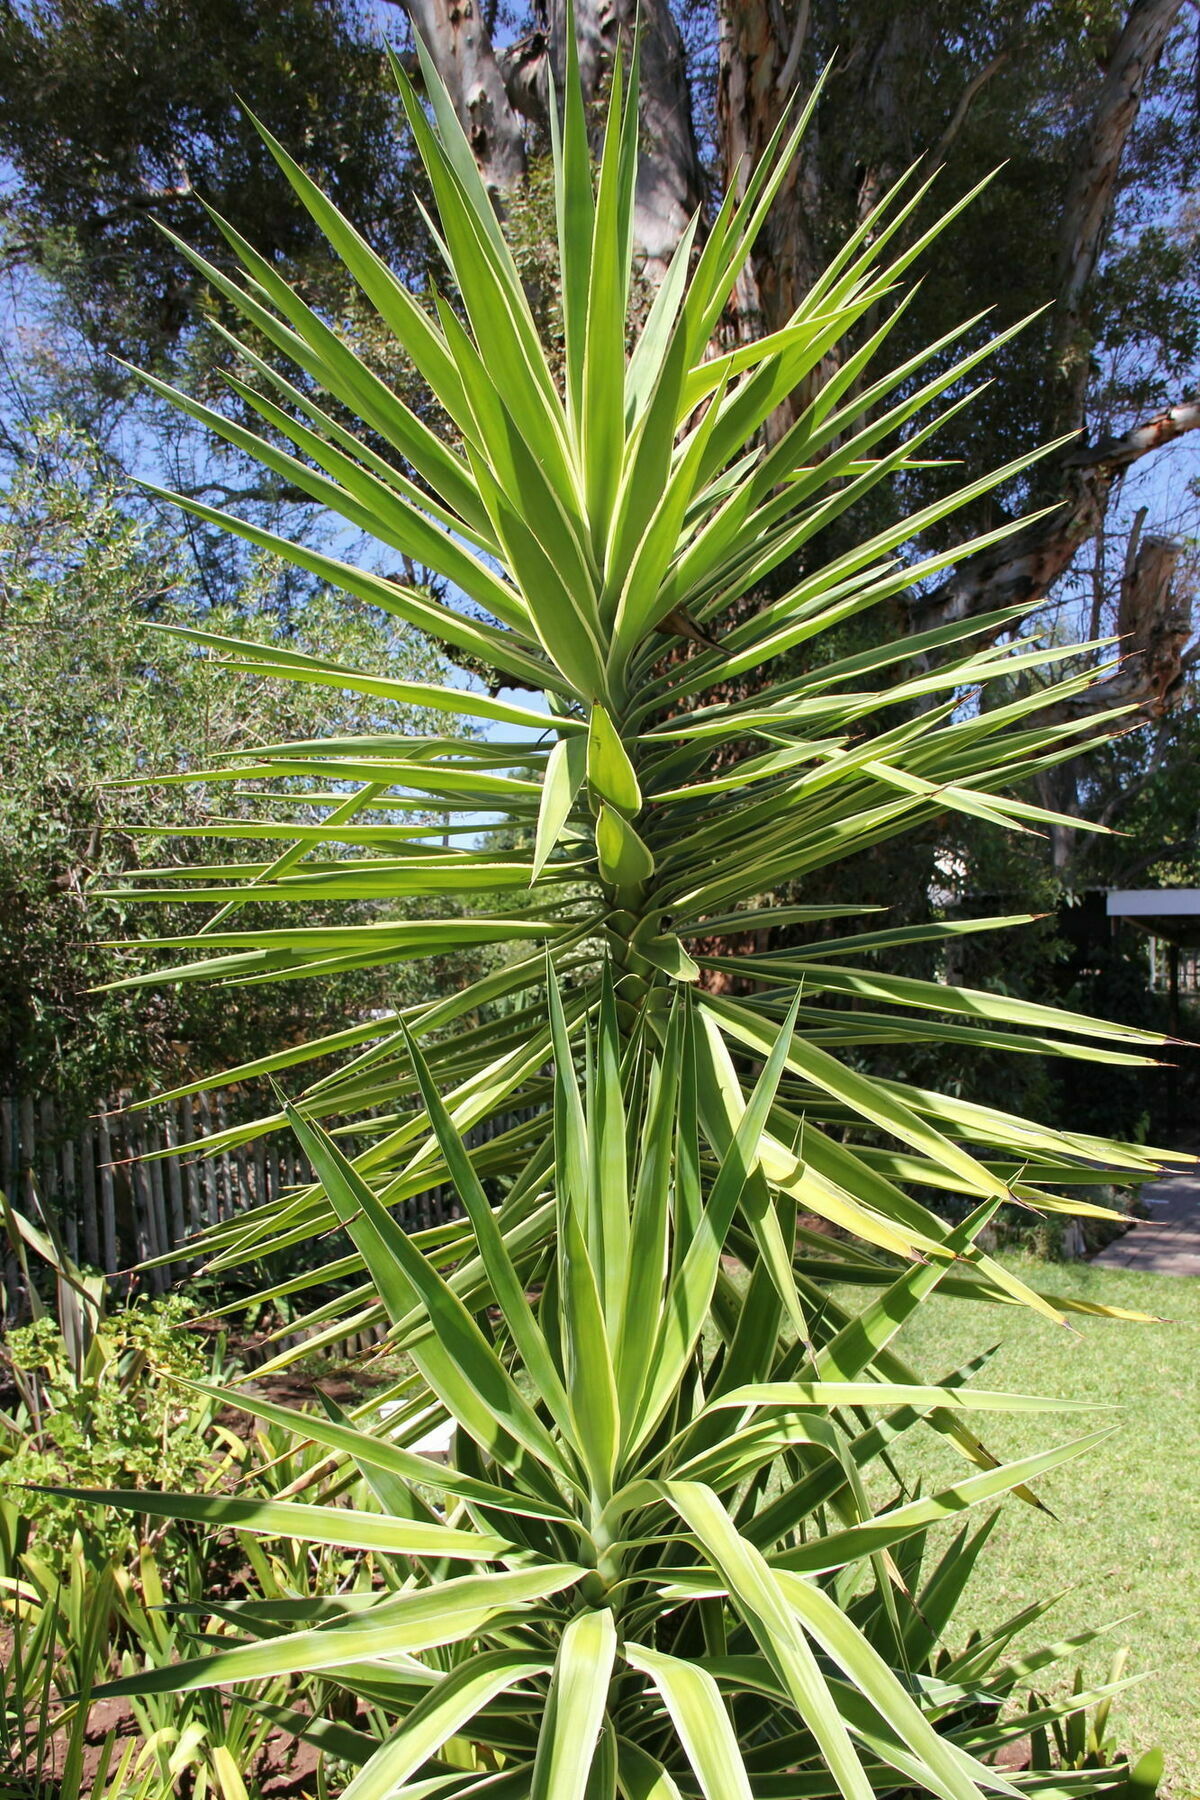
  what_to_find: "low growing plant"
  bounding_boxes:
[0,1535,120,1800]
[0,1225,229,1571]
[1024,1653,1162,1793]
[88,26,1177,1798]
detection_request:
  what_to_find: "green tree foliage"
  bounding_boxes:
[3,1,1196,612]
[0,417,478,1104]
[3,1,1194,1145]
[0,0,413,367]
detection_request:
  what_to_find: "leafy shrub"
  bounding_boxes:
[1,1294,221,1569]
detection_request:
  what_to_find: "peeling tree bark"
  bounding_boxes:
[717,0,822,370]
[1045,532,1191,724]
[398,0,700,281]
[906,0,1190,724]
[544,0,703,284]
[402,0,528,194]
[618,0,704,283]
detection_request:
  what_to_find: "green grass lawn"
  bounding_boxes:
[866,1257,1199,1793]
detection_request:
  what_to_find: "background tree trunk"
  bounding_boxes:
[403,0,528,193]
[398,0,701,282]
[1051,0,1186,434]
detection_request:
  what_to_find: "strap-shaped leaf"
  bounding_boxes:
[774,1569,1018,1800]
[531,1609,618,1800]
[587,703,642,815]
[45,1486,509,1559]
[774,1429,1118,1574]
[660,1483,875,1800]
[622,1641,753,1800]
[92,1564,584,1697]
[284,1099,577,1491]
[627,991,802,1451]
[343,1652,552,1800]
[400,1021,575,1444]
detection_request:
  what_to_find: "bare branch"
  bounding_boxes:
[911,398,1200,632]
[775,0,811,97]
[1121,505,1149,590]
[933,50,1011,164]
[1052,0,1186,428]
[1065,399,1200,471]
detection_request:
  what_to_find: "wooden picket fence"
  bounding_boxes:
[1,1090,467,1310]
[0,1091,318,1293]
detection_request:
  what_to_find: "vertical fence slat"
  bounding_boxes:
[96,1104,118,1276]
[1,1098,12,1208]
[130,1115,152,1279]
[19,1095,36,1215]
[148,1123,170,1289]
[198,1094,217,1226]
[216,1095,234,1221]
[39,1096,59,1238]
[179,1098,201,1237]
[1,1098,19,1316]
[164,1103,186,1263]
[234,1145,250,1213]
[80,1118,99,1269]
[0,1098,12,1204]
[61,1133,79,1263]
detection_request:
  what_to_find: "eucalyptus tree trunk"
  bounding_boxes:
[716,0,818,332]
[1050,0,1186,436]
[906,0,1194,699]
[397,0,701,281]
[402,0,529,194]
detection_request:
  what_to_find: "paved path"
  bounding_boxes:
[1092,1163,1200,1277]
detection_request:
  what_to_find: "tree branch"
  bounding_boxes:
[933,50,1010,164]
[910,398,1200,633]
[1052,0,1185,429]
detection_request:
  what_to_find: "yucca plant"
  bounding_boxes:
[88,983,1149,1800]
[87,24,1175,1798]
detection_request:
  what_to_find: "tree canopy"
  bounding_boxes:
[1,0,1197,1118]
[3,1,1195,733]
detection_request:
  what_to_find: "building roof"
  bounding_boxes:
[1106,890,1200,947]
